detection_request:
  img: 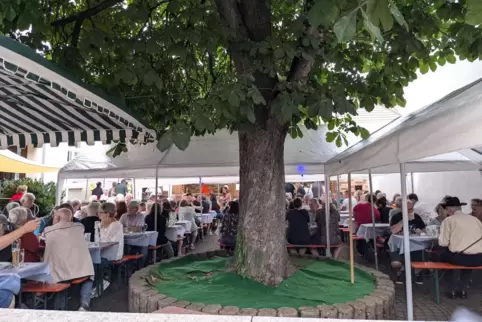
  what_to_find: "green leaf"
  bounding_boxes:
[194,114,211,131]
[251,87,266,105]
[364,19,384,43]
[333,11,357,42]
[335,135,342,147]
[334,97,357,115]
[5,6,16,22]
[228,92,240,108]
[167,1,181,13]
[446,54,456,64]
[143,70,159,86]
[172,123,191,150]
[359,127,370,139]
[157,130,172,152]
[389,2,408,30]
[437,57,446,66]
[308,0,340,27]
[120,70,137,85]
[273,47,285,58]
[367,0,393,31]
[465,0,482,25]
[307,103,319,118]
[419,62,429,74]
[429,61,437,72]
[281,102,294,122]
[326,131,338,143]
[246,109,256,123]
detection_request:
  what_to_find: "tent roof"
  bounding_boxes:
[58,127,340,179]
[0,149,59,173]
[0,36,154,149]
[325,78,482,175]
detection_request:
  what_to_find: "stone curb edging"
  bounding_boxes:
[128,251,395,319]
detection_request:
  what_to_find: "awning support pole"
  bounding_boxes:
[400,163,414,320]
[324,178,331,257]
[368,169,378,271]
[347,172,355,284]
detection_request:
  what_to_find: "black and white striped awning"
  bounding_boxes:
[0,36,155,149]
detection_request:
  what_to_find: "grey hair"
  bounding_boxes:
[0,214,8,236]
[20,193,35,203]
[447,206,462,212]
[86,202,100,217]
[8,207,29,226]
[5,202,20,213]
[70,199,81,207]
[395,197,403,209]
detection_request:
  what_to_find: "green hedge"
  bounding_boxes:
[0,178,59,217]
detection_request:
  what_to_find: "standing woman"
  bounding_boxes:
[220,185,232,208]
[178,200,198,249]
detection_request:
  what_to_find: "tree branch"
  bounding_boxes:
[51,0,123,27]
[237,0,272,42]
[287,26,316,82]
[70,19,83,48]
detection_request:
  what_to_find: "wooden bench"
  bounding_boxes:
[112,254,145,285]
[148,244,168,264]
[22,281,70,310]
[411,261,482,304]
[71,277,90,285]
[286,244,342,249]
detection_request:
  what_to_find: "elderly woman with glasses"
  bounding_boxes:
[20,193,37,218]
[9,207,40,262]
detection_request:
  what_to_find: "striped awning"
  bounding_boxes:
[0,36,155,149]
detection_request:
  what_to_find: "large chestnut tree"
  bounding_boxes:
[1,0,481,285]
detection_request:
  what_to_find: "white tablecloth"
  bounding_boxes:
[340,217,355,227]
[356,223,391,241]
[0,262,52,290]
[124,231,158,247]
[388,234,438,254]
[175,220,192,232]
[165,225,186,242]
[88,242,119,263]
[196,213,214,224]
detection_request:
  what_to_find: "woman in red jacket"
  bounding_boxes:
[8,207,40,262]
[10,185,27,202]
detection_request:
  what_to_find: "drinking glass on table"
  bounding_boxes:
[18,249,25,267]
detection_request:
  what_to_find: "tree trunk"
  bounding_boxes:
[235,121,289,286]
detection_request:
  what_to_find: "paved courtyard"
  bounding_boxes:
[86,235,481,320]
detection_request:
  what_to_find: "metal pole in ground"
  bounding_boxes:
[368,169,378,271]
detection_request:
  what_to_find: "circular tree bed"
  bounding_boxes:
[146,254,375,309]
[129,250,395,319]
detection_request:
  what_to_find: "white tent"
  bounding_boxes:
[58,126,340,180]
[325,78,482,175]
[323,77,482,321]
[56,126,342,202]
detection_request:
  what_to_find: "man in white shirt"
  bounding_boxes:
[439,197,482,299]
[408,193,434,224]
[341,191,357,211]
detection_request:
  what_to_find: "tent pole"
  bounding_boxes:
[324,178,331,257]
[347,172,355,284]
[368,169,379,271]
[154,165,159,264]
[400,163,414,320]
[133,178,137,200]
[85,179,89,201]
[410,173,415,193]
[336,176,340,210]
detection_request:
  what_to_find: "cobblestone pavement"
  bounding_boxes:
[87,236,482,321]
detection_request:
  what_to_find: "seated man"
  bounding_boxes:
[389,200,426,285]
[119,200,147,266]
[44,208,94,311]
[439,197,482,299]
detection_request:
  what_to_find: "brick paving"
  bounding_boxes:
[88,236,482,320]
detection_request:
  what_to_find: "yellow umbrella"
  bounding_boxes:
[0,150,59,173]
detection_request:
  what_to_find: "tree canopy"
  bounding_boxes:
[1,0,481,151]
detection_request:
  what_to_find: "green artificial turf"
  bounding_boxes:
[148,255,375,309]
